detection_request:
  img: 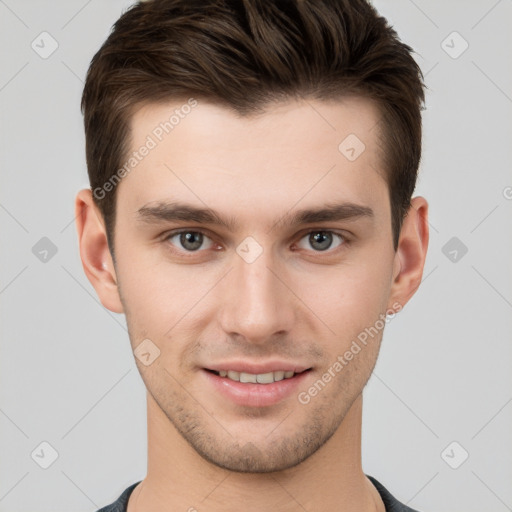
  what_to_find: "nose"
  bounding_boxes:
[218,244,296,344]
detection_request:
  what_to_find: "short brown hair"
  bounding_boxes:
[81,0,425,257]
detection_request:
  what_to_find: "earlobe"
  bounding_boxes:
[387,196,429,310]
[75,189,124,313]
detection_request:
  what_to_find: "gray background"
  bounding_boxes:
[0,0,511,511]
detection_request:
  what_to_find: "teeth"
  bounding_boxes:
[256,372,274,384]
[240,372,257,383]
[216,370,297,384]
[274,370,285,381]
[227,370,239,381]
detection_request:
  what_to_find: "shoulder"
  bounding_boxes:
[95,481,141,512]
[366,475,422,512]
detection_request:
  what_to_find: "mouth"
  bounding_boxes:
[201,366,313,407]
[205,368,311,384]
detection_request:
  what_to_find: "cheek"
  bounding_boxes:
[304,258,393,350]
[115,251,220,349]
[118,263,171,333]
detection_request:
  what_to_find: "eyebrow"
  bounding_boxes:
[136,201,374,231]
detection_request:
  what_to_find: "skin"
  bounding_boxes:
[75,96,428,512]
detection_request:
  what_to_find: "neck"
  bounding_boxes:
[128,393,384,512]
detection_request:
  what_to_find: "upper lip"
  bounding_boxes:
[204,361,312,374]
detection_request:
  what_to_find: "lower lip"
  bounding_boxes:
[201,369,312,407]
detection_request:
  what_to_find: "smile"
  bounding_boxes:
[210,369,303,384]
[202,367,312,407]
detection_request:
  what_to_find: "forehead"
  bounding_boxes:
[117,96,388,227]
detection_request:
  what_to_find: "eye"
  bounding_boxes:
[163,229,346,255]
[165,230,215,252]
[295,230,345,252]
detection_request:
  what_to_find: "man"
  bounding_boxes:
[75,0,429,510]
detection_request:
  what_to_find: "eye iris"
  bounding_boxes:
[180,232,203,251]
[310,231,332,251]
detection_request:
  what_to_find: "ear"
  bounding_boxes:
[387,196,429,311]
[74,189,124,313]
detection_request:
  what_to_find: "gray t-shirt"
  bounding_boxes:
[96,475,420,511]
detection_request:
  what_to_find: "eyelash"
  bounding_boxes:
[161,229,350,257]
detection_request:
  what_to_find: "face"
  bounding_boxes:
[112,96,401,473]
